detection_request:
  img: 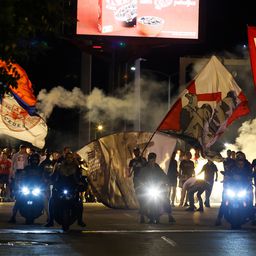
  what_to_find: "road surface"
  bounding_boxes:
[0,202,255,255]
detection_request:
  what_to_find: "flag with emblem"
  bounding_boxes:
[0,94,47,148]
[248,26,256,87]
[157,55,249,150]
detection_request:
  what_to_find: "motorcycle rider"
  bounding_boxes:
[137,152,176,224]
[45,152,86,227]
[215,151,255,225]
[8,153,44,223]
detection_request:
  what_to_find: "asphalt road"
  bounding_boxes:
[0,203,255,255]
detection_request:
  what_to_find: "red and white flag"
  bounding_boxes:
[0,94,47,148]
[157,55,249,150]
[248,26,256,87]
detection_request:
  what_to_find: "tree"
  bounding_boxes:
[0,0,76,94]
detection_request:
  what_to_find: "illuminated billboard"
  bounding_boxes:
[77,0,200,39]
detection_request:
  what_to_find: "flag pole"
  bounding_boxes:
[140,98,180,156]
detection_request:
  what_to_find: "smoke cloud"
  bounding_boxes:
[37,77,171,132]
[224,119,256,162]
[36,48,256,156]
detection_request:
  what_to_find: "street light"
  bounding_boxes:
[95,123,104,139]
[97,124,103,131]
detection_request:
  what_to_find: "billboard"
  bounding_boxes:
[77,0,200,39]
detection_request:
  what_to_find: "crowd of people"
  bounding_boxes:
[1,143,256,227]
[0,144,89,226]
[128,147,256,225]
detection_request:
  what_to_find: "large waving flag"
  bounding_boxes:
[0,60,47,148]
[0,59,37,115]
[157,55,249,151]
[248,26,256,88]
[0,94,47,148]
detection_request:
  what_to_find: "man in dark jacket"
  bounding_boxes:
[8,153,45,223]
[137,152,176,224]
[45,152,86,227]
[128,147,147,223]
[167,151,178,207]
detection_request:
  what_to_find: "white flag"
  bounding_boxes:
[0,94,47,148]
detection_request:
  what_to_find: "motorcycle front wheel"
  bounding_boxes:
[62,210,70,231]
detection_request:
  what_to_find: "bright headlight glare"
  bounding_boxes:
[147,186,161,199]
[226,189,236,198]
[237,190,246,198]
[22,187,30,195]
[63,189,68,195]
[32,188,41,196]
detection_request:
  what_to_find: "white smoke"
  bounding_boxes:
[37,77,171,131]
[37,86,87,118]
[224,119,256,162]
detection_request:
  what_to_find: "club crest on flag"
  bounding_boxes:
[1,95,41,132]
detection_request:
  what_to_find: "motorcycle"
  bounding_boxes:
[52,186,79,231]
[142,183,168,224]
[223,182,252,229]
[18,183,45,224]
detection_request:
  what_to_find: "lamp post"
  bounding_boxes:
[133,58,147,131]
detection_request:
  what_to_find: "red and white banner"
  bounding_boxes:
[248,26,256,87]
[0,94,47,148]
[158,55,249,150]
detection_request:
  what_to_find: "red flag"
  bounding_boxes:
[158,55,249,150]
[248,26,256,87]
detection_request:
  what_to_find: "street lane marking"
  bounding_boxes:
[81,229,255,234]
[0,229,254,234]
[0,241,49,246]
[0,229,63,234]
[161,236,177,247]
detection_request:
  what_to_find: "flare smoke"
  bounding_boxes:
[37,78,170,131]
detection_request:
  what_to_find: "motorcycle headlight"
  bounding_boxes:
[226,189,236,198]
[22,186,30,195]
[147,186,161,199]
[63,189,68,195]
[237,190,247,198]
[32,188,41,196]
